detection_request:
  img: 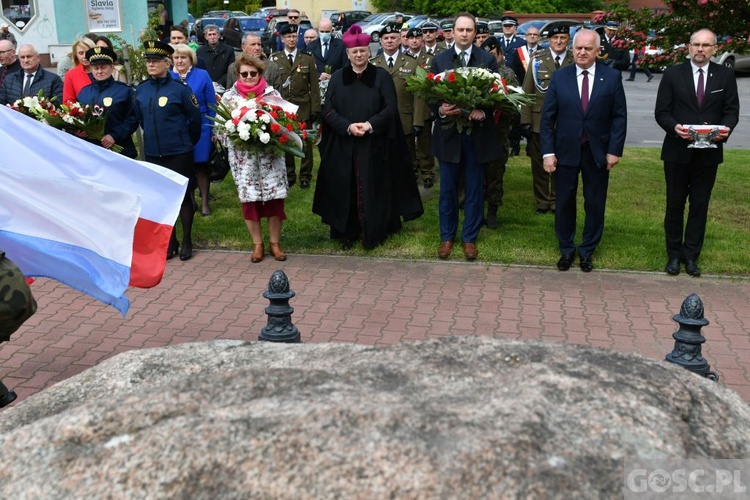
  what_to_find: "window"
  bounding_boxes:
[2,0,36,32]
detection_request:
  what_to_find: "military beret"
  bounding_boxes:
[547,23,570,36]
[406,27,422,38]
[501,16,518,26]
[279,23,298,36]
[421,21,439,32]
[480,36,501,53]
[380,23,400,37]
[86,46,118,65]
[142,39,174,59]
[476,22,489,35]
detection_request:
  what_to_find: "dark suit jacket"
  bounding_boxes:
[0,67,63,105]
[429,47,503,164]
[654,61,739,166]
[540,62,627,169]
[306,38,348,75]
[500,36,525,58]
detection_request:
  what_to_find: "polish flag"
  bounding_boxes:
[0,106,187,315]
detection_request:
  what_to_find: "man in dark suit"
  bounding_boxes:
[498,16,524,58]
[540,29,627,273]
[431,13,503,261]
[306,18,348,79]
[598,22,630,72]
[0,44,63,105]
[654,28,739,277]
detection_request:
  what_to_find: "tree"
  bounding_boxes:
[598,0,750,67]
[372,0,603,17]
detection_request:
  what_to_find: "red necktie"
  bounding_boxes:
[581,70,589,143]
[697,68,705,107]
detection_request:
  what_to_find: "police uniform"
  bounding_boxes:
[370,24,426,175]
[134,41,202,165]
[266,24,321,188]
[77,47,139,158]
[406,27,437,186]
[520,30,574,213]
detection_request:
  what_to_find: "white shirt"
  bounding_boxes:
[690,61,708,93]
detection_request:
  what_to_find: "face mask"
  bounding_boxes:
[320,33,332,43]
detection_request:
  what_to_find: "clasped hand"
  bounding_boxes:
[348,122,371,136]
[440,103,484,121]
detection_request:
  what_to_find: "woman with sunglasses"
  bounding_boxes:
[220,53,290,263]
[170,43,217,216]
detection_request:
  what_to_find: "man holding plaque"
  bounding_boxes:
[654,28,739,277]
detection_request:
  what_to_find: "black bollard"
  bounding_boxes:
[665,293,719,381]
[259,270,301,343]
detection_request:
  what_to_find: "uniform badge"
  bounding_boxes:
[158,96,168,107]
[102,97,113,107]
[190,94,199,108]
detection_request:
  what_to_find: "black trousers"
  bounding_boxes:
[554,144,609,258]
[664,160,718,262]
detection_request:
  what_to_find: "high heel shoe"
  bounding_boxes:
[270,242,286,261]
[251,243,264,263]
[179,240,193,261]
[167,241,179,260]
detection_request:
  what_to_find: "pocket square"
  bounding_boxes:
[710,88,725,93]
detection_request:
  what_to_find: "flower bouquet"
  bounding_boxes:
[211,97,314,158]
[8,91,64,127]
[58,101,124,153]
[319,64,333,105]
[406,66,534,133]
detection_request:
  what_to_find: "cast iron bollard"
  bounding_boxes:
[665,293,719,381]
[259,270,301,343]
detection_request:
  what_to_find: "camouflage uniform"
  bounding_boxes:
[266,50,321,187]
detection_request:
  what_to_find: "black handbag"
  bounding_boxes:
[208,142,230,183]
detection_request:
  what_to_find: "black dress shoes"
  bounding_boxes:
[535,208,548,215]
[557,253,575,271]
[179,240,193,261]
[579,256,594,273]
[665,258,680,276]
[300,180,310,189]
[423,178,434,189]
[685,260,701,277]
[342,239,354,251]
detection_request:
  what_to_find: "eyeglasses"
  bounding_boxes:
[240,70,259,78]
[288,16,299,19]
[689,43,715,49]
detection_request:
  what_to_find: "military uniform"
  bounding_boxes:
[422,41,447,56]
[266,49,321,187]
[409,50,437,186]
[484,65,519,227]
[521,47,574,212]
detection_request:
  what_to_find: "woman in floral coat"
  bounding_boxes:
[221,53,288,263]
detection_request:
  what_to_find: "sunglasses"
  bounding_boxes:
[288,16,299,19]
[240,70,259,78]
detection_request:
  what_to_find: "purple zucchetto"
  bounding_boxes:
[343,25,371,49]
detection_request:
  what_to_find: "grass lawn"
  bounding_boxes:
[193,147,750,276]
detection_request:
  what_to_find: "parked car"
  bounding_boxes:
[191,17,228,44]
[261,16,313,55]
[223,16,268,50]
[514,19,579,40]
[203,10,248,19]
[363,13,413,42]
[331,10,372,34]
[261,8,289,23]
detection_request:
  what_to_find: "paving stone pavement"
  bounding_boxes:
[2,251,749,409]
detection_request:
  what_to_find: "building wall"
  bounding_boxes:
[1,0,188,65]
